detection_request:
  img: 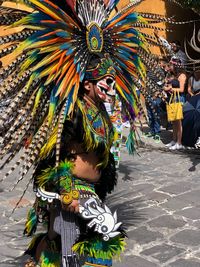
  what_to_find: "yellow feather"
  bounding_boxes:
[33,86,43,114]
[48,103,56,125]
[40,125,58,158]
[44,73,57,85]
[38,61,58,79]
[115,83,126,100]
[29,0,61,21]
[39,45,59,53]
[26,73,37,93]
[31,50,61,72]
[14,39,32,56]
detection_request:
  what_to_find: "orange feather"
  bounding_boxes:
[56,57,73,84]
[59,64,76,97]
[115,76,130,94]
[56,51,66,75]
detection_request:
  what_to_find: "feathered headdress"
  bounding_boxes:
[0,0,177,185]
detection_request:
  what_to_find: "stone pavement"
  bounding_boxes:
[0,127,200,267]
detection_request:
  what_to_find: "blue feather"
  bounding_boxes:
[107,0,120,13]
[126,130,136,155]
[118,28,139,35]
[56,31,71,38]
[60,42,72,50]
[36,21,69,31]
[106,11,138,26]
[80,71,85,82]
[76,62,81,73]
[50,86,59,105]
[66,48,74,56]
[29,29,53,42]
[29,11,50,22]
[116,48,132,59]
[64,86,74,116]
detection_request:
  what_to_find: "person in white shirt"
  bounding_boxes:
[154,31,188,66]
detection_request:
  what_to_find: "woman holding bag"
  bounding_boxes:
[164,60,187,150]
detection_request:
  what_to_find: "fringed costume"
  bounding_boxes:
[0,0,185,266]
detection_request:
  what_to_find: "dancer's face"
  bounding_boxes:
[84,76,116,103]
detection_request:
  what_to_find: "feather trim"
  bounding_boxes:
[76,99,114,168]
[24,207,38,236]
[126,129,136,155]
[73,235,126,261]
[36,160,74,188]
[39,251,60,267]
[26,233,60,266]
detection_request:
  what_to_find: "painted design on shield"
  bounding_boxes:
[79,197,122,241]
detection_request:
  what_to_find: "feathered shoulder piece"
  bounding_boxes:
[0,0,179,184]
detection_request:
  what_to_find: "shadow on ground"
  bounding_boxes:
[119,161,135,181]
[141,125,172,145]
[179,151,200,172]
[106,190,146,229]
[140,124,200,172]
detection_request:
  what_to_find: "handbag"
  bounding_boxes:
[166,91,183,122]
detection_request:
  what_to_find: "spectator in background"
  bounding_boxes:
[144,91,162,143]
[164,59,187,150]
[170,40,188,66]
[188,69,200,97]
[144,61,165,143]
[154,30,188,66]
[159,58,168,77]
[182,69,200,148]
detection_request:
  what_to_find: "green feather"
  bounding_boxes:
[24,207,38,236]
[39,250,60,267]
[73,235,126,261]
[36,160,74,187]
[125,129,136,155]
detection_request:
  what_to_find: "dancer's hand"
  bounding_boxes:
[61,199,79,213]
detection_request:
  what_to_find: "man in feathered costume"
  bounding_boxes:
[23,52,123,267]
[0,0,176,266]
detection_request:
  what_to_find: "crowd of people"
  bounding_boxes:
[143,38,200,150]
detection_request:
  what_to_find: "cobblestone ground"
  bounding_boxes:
[114,144,200,267]
[0,130,200,267]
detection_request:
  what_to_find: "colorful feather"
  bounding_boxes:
[36,160,74,187]
[73,235,126,260]
[0,0,177,181]
[24,207,38,236]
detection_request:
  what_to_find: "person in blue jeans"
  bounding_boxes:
[145,66,164,143]
[145,96,161,143]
